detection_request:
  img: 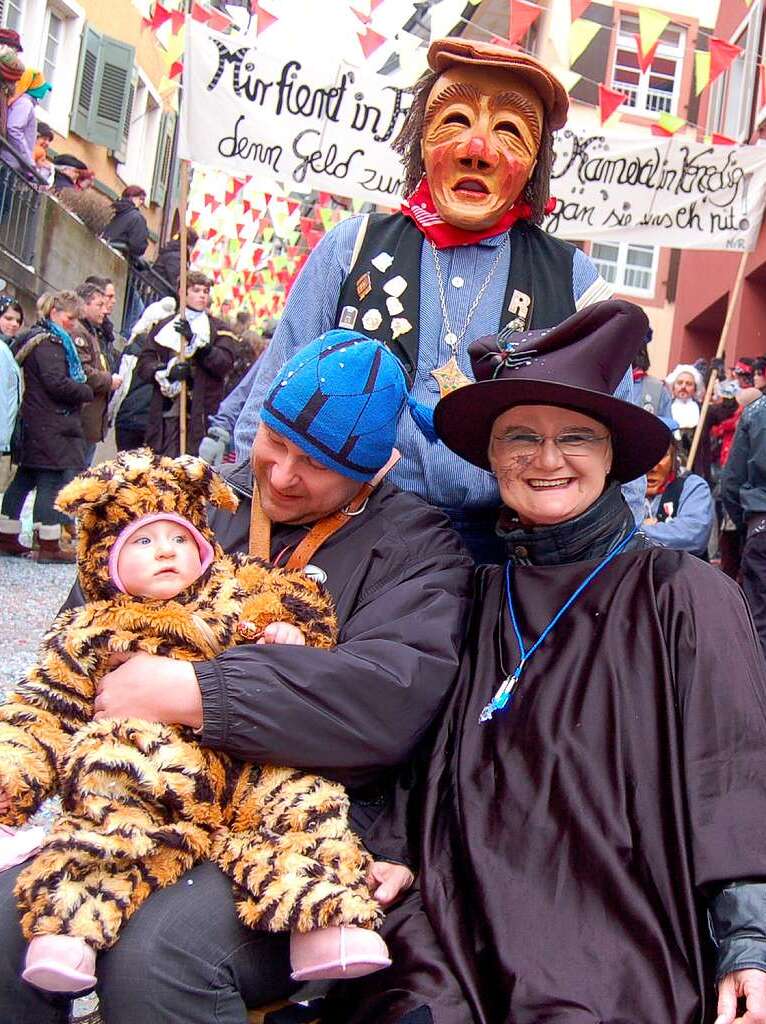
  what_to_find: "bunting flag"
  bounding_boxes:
[252,1,277,35]
[598,83,625,124]
[650,111,685,136]
[703,132,736,145]
[637,7,670,57]
[357,25,387,58]
[694,50,711,95]
[508,0,541,45]
[760,63,766,109]
[549,61,581,93]
[634,35,659,74]
[150,3,173,31]
[570,0,590,20]
[569,18,600,65]
[709,37,743,85]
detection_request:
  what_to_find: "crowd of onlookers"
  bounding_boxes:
[0,274,267,564]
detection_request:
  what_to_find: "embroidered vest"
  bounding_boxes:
[335,213,577,376]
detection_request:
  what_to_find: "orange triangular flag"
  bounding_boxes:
[570,0,590,20]
[509,0,541,45]
[598,83,625,124]
[251,1,277,35]
[709,37,743,84]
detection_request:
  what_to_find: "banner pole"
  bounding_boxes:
[178,158,190,455]
[686,250,749,471]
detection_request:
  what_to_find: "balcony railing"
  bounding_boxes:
[0,138,46,267]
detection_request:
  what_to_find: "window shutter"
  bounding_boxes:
[114,70,137,165]
[90,36,135,151]
[70,25,102,140]
[151,110,176,207]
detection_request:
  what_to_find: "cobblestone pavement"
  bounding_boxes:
[0,552,100,1022]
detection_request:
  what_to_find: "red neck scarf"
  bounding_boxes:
[401,177,539,249]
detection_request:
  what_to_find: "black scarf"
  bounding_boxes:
[497,483,648,566]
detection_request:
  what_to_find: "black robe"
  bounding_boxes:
[330,547,766,1024]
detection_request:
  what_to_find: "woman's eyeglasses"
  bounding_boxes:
[491,431,610,459]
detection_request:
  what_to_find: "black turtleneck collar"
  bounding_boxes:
[497,482,649,567]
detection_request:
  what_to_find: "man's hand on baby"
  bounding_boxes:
[257,622,306,646]
[367,861,415,908]
[94,652,203,729]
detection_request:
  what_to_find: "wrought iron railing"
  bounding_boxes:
[117,251,173,334]
[0,137,46,267]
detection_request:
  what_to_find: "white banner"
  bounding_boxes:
[180,21,766,252]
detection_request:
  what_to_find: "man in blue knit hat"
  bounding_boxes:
[0,330,473,1024]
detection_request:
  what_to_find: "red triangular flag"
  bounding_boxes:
[650,124,672,137]
[191,3,210,23]
[251,2,277,35]
[263,192,272,205]
[633,34,659,74]
[570,0,590,21]
[509,0,541,45]
[242,199,251,215]
[711,132,736,145]
[204,193,215,208]
[351,7,370,24]
[287,200,300,216]
[169,60,183,79]
[710,37,743,85]
[357,26,386,59]
[151,3,173,30]
[169,9,185,33]
[598,83,625,124]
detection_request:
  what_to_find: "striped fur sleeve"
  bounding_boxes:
[0,608,100,825]
[233,556,338,649]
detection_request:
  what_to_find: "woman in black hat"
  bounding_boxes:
[330,299,766,1024]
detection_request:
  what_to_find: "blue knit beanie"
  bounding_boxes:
[261,329,436,481]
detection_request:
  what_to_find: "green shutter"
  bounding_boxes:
[114,70,137,165]
[70,25,101,140]
[151,110,176,207]
[91,36,135,151]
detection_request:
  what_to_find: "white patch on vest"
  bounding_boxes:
[371,252,394,273]
[383,275,408,298]
[339,306,359,329]
[362,308,383,332]
[386,296,404,316]
[508,290,532,321]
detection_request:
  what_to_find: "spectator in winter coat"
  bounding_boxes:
[71,283,120,463]
[151,229,199,296]
[0,295,22,489]
[101,185,149,261]
[0,290,92,563]
[6,69,51,176]
[32,121,54,186]
[84,275,121,369]
[642,421,713,558]
[51,154,88,192]
[136,272,237,456]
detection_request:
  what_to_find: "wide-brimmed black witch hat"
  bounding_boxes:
[434,299,671,482]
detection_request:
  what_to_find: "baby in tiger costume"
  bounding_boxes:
[0,450,389,994]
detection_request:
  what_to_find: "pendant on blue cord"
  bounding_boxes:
[479,666,522,723]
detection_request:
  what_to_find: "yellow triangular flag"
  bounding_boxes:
[638,7,670,57]
[695,50,711,95]
[569,19,599,66]
[549,62,581,93]
[657,112,685,134]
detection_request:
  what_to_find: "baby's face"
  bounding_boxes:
[117,520,202,599]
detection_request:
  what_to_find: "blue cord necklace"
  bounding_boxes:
[479,525,638,723]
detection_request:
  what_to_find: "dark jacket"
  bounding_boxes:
[722,395,766,528]
[14,328,93,470]
[72,318,112,444]
[196,462,473,807]
[136,314,238,456]
[102,198,149,260]
[152,240,182,295]
[114,334,153,438]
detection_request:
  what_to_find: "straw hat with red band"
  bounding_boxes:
[427,38,569,131]
[433,300,671,484]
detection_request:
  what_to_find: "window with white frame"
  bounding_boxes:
[1,0,25,32]
[611,14,686,117]
[17,0,85,137]
[117,70,162,195]
[591,241,658,296]
[709,4,764,140]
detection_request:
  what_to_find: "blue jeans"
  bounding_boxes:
[0,860,294,1023]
